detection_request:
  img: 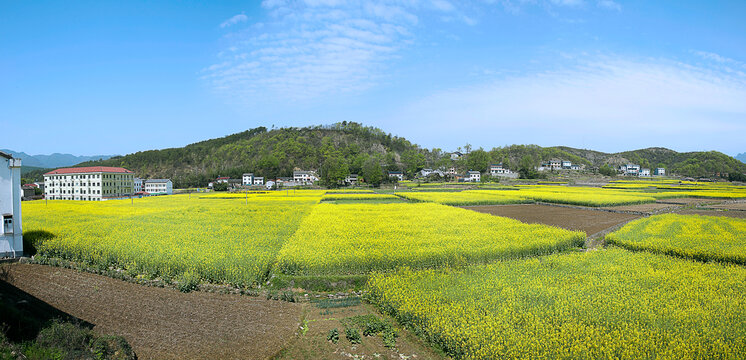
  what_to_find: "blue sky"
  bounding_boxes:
[1,0,745,156]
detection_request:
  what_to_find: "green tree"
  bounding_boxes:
[518,155,540,179]
[599,164,616,177]
[401,150,425,176]
[362,156,384,186]
[466,149,490,172]
[321,156,349,187]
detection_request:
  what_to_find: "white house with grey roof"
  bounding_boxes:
[144,179,173,195]
[1,151,23,258]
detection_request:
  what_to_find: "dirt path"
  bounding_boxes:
[462,204,640,236]
[4,263,303,360]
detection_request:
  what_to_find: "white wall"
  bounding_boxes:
[1,157,23,257]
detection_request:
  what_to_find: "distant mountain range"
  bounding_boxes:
[1,149,117,169]
[737,153,746,163]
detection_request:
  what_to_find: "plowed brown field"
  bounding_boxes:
[4,264,302,360]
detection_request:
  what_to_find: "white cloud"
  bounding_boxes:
[597,0,621,11]
[204,1,438,103]
[550,0,584,6]
[387,56,746,152]
[220,14,248,28]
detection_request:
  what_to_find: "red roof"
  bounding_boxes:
[23,183,38,187]
[217,176,230,180]
[44,166,133,175]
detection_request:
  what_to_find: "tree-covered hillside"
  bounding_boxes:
[73,123,432,187]
[23,123,746,186]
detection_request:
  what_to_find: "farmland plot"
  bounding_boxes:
[23,194,319,286]
[275,203,584,275]
[368,248,746,359]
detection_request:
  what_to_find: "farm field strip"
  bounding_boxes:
[322,193,400,201]
[23,194,321,286]
[395,191,530,206]
[275,203,584,275]
[368,248,746,359]
[607,214,746,265]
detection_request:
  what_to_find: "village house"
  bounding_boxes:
[293,170,318,185]
[639,168,651,177]
[562,161,572,169]
[345,174,358,184]
[21,185,36,200]
[216,176,230,184]
[253,176,264,185]
[620,164,640,176]
[446,167,457,176]
[388,171,404,181]
[549,159,562,170]
[570,164,581,170]
[654,168,666,176]
[467,170,481,182]
[144,179,173,195]
[44,166,135,201]
[420,168,445,178]
[450,151,464,161]
[242,173,254,186]
[134,177,143,192]
[490,163,510,176]
[0,151,23,258]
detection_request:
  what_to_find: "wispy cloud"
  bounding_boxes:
[203,0,491,104]
[597,0,621,11]
[387,55,746,152]
[220,14,248,28]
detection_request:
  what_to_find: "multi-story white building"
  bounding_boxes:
[562,161,572,169]
[134,177,143,192]
[44,166,134,201]
[654,168,666,176]
[621,164,640,176]
[639,168,651,177]
[144,179,172,195]
[253,177,264,185]
[1,151,23,258]
[242,173,254,186]
[467,170,481,182]
[293,171,318,185]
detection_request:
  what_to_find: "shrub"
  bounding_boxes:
[327,328,339,344]
[176,270,200,293]
[345,327,361,344]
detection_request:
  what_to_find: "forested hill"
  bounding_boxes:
[73,123,427,187]
[555,146,746,177]
[24,123,746,186]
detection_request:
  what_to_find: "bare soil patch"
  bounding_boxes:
[602,203,681,214]
[4,263,303,360]
[675,209,746,219]
[656,198,725,206]
[462,204,640,236]
[706,201,746,211]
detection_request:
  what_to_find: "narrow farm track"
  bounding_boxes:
[4,263,303,360]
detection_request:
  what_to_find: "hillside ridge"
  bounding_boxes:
[22,123,746,186]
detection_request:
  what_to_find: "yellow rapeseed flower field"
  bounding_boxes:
[275,203,584,275]
[607,214,746,264]
[23,194,319,286]
[321,193,400,201]
[367,248,746,359]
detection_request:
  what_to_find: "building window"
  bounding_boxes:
[3,215,13,234]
